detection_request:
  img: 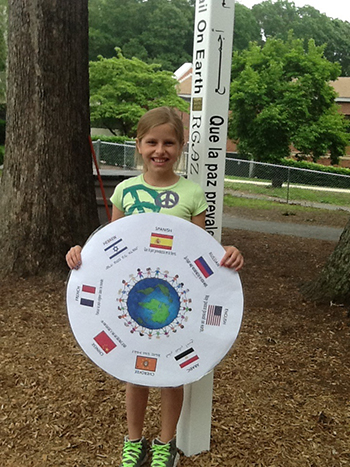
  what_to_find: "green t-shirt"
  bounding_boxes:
[110,174,208,222]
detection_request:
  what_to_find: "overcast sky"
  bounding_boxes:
[237,0,350,22]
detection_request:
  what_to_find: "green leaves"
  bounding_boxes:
[229,35,349,164]
[88,0,194,71]
[252,0,350,76]
[89,50,188,136]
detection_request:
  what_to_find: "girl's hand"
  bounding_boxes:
[66,245,82,270]
[220,246,244,271]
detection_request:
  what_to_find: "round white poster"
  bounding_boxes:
[66,213,243,387]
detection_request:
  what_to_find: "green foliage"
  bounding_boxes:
[89,49,188,136]
[88,0,350,76]
[88,0,194,71]
[233,3,262,51]
[281,158,350,177]
[229,35,349,164]
[0,145,4,165]
[252,0,350,76]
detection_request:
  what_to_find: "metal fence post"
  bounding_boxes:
[96,139,101,167]
[249,158,254,178]
[286,167,291,204]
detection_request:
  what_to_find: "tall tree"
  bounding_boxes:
[88,0,194,71]
[252,0,350,76]
[0,0,99,276]
[233,3,262,51]
[229,35,349,163]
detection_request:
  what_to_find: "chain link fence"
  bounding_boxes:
[92,141,350,207]
[225,157,350,207]
[92,140,136,168]
[92,139,188,173]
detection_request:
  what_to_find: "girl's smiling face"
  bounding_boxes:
[136,124,183,178]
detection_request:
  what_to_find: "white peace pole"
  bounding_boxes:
[177,0,236,456]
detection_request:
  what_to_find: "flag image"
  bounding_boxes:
[135,356,158,372]
[174,347,199,369]
[206,305,223,326]
[104,238,127,260]
[93,331,116,354]
[150,233,174,250]
[80,284,96,307]
[194,256,213,278]
[82,285,96,294]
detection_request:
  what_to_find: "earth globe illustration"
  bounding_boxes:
[127,278,180,329]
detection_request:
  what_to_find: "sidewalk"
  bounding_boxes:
[223,215,343,242]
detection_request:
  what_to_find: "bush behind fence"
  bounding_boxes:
[92,140,136,168]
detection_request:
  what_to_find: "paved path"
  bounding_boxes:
[223,215,343,242]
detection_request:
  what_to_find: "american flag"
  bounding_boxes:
[206,305,222,326]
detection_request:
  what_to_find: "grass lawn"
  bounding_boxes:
[224,179,350,207]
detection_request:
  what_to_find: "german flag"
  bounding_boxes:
[150,233,173,250]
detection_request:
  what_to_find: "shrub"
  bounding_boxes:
[281,158,350,176]
[90,135,134,144]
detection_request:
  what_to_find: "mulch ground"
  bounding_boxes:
[1,215,350,466]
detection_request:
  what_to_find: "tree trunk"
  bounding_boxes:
[0,0,99,276]
[301,217,350,305]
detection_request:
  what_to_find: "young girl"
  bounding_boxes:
[66,107,243,467]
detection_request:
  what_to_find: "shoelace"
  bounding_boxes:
[151,443,171,466]
[122,441,143,465]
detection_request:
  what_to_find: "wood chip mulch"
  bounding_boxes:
[1,229,350,466]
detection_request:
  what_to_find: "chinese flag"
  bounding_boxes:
[93,331,116,354]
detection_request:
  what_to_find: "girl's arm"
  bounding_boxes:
[191,210,206,229]
[111,205,125,222]
[191,210,244,271]
[66,205,125,270]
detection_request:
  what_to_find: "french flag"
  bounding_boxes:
[80,284,96,307]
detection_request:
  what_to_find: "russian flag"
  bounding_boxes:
[194,256,214,278]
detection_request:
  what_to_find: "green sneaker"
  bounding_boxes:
[120,437,148,467]
[151,438,179,467]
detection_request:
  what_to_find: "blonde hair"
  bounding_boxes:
[135,107,185,167]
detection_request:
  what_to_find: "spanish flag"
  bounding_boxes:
[150,233,173,250]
